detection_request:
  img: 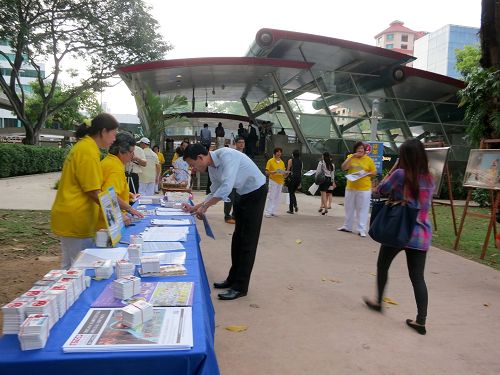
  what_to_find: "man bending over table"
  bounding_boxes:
[182,143,267,300]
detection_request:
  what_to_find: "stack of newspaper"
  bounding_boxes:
[116,260,135,278]
[2,300,28,334]
[127,244,142,265]
[121,300,154,327]
[140,255,161,273]
[24,296,59,329]
[63,269,86,295]
[112,276,141,300]
[18,314,50,351]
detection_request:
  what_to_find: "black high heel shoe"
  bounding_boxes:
[363,297,382,312]
[406,319,426,335]
[321,209,328,215]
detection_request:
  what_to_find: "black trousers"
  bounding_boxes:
[288,179,300,211]
[227,184,267,293]
[376,245,428,325]
[223,189,238,219]
[127,172,140,195]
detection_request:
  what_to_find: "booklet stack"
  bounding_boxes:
[24,295,59,329]
[127,244,142,265]
[57,277,81,302]
[130,235,144,245]
[44,287,68,318]
[139,264,187,277]
[121,300,154,327]
[116,260,135,279]
[63,269,86,295]
[140,255,161,274]
[94,259,114,279]
[112,276,141,300]
[18,314,50,351]
[2,300,28,334]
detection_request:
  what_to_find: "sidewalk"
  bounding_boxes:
[1,174,499,374]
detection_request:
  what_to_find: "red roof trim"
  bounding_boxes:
[255,28,415,63]
[402,66,465,88]
[117,57,313,73]
[174,112,251,122]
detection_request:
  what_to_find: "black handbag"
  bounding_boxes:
[368,188,420,248]
[315,168,325,185]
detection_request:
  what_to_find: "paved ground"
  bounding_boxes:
[2,173,500,374]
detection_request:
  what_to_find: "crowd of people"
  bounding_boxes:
[50,113,433,334]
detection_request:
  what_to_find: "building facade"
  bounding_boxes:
[413,24,480,79]
[374,20,427,56]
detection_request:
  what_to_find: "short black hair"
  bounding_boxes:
[353,141,365,152]
[292,149,300,158]
[183,143,209,160]
[109,132,135,156]
[273,147,283,154]
[235,137,245,143]
[203,123,208,128]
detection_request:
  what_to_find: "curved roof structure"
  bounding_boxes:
[117,27,467,158]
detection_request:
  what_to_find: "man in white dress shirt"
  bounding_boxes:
[182,143,267,300]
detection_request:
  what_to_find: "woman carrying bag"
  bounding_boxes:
[286,149,303,214]
[316,152,335,215]
[363,139,434,335]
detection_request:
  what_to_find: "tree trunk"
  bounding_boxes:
[480,0,500,68]
[22,125,37,145]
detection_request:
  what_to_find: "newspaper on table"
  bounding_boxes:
[141,241,185,253]
[62,307,193,352]
[92,282,194,308]
[150,218,192,226]
[72,247,128,269]
[139,264,187,277]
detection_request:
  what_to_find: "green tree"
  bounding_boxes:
[25,82,101,130]
[137,86,189,149]
[455,45,481,78]
[0,0,170,144]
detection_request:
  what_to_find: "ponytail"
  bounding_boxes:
[75,113,119,140]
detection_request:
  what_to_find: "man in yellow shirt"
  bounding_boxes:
[264,147,287,217]
[338,141,376,237]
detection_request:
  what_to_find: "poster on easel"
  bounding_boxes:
[98,187,124,246]
[463,149,500,190]
[426,147,450,197]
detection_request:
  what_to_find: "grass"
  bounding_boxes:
[0,209,59,256]
[431,204,500,270]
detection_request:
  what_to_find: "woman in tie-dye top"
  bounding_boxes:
[363,139,434,335]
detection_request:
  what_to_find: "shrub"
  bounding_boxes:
[472,188,491,207]
[0,144,66,178]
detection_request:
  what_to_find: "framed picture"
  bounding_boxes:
[463,149,500,190]
[426,147,450,197]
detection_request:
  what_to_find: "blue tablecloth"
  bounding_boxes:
[0,212,220,375]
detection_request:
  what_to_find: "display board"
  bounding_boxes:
[98,187,125,246]
[426,147,450,197]
[463,149,500,190]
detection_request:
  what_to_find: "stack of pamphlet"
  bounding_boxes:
[43,270,66,282]
[127,244,142,265]
[63,269,86,294]
[57,277,82,301]
[139,264,187,277]
[24,295,59,329]
[130,235,144,245]
[140,255,161,273]
[164,191,191,204]
[112,276,141,300]
[2,300,28,334]
[94,259,113,279]
[121,300,154,327]
[44,287,68,318]
[51,281,75,306]
[116,260,135,278]
[18,314,50,351]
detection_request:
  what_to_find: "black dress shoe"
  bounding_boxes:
[218,289,247,300]
[213,280,231,289]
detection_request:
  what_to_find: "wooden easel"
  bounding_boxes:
[453,139,500,259]
[425,142,457,235]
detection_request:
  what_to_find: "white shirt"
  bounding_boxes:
[126,146,146,174]
[207,148,265,201]
[139,147,159,183]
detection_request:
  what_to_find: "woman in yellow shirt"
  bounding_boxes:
[337,141,376,237]
[97,133,144,230]
[51,113,118,269]
[264,147,287,217]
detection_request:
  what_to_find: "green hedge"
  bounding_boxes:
[0,144,67,178]
[301,169,347,196]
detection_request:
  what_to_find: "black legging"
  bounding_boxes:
[376,245,428,325]
[288,179,300,211]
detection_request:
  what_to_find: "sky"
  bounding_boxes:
[101,0,482,115]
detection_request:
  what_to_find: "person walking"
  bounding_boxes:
[51,113,118,269]
[138,137,160,196]
[363,139,434,335]
[215,122,225,149]
[246,122,258,159]
[286,149,302,214]
[316,152,335,215]
[182,144,267,300]
[200,123,212,150]
[338,141,376,237]
[223,137,245,224]
[264,147,287,218]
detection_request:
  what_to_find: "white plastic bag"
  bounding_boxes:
[308,183,319,195]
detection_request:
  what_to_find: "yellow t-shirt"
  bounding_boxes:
[345,154,376,191]
[156,151,165,165]
[96,154,130,230]
[171,152,179,164]
[51,136,103,238]
[266,157,286,185]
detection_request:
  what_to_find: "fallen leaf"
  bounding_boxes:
[287,285,294,290]
[483,303,490,307]
[369,272,376,277]
[321,277,327,281]
[328,278,341,283]
[225,325,248,332]
[249,303,260,309]
[383,297,398,305]
[295,239,302,244]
